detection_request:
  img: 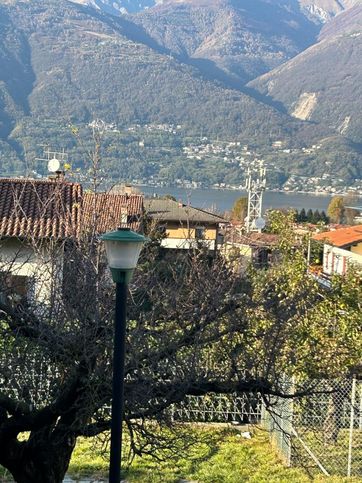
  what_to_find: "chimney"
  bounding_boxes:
[124,184,133,196]
[49,171,65,181]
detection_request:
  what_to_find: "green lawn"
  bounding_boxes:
[68,427,362,482]
[1,427,361,482]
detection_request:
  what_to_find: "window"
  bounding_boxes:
[0,274,31,304]
[195,227,205,240]
[158,224,167,235]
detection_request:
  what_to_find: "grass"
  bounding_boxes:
[68,427,362,482]
[1,427,361,481]
[292,427,362,477]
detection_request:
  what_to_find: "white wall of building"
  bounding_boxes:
[160,238,216,250]
[0,238,63,307]
[323,244,362,275]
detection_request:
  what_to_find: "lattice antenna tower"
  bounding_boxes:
[36,147,69,174]
[245,159,267,233]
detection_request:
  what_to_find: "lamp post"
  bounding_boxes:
[101,228,148,483]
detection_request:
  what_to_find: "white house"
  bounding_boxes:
[313,225,362,276]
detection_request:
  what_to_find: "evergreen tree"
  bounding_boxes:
[299,208,307,222]
[320,210,329,224]
[306,209,314,222]
[313,209,321,223]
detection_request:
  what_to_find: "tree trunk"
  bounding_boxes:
[1,435,76,483]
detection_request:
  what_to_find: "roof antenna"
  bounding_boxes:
[36,147,69,179]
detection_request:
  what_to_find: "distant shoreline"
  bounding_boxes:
[138,185,362,213]
[136,184,355,198]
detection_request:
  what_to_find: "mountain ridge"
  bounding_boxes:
[249,4,362,144]
[131,0,321,84]
[68,0,359,18]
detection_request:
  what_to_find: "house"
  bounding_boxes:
[312,225,362,276]
[0,178,82,305]
[0,178,144,305]
[144,198,225,251]
[223,230,279,272]
[82,192,144,233]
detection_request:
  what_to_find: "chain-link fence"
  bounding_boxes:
[170,377,361,478]
[170,392,262,424]
[262,377,362,478]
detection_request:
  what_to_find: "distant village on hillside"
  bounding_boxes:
[88,121,362,195]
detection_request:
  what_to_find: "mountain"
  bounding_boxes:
[0,0,312,132]
[0,0,360,184]
[299,0,358,23]
[249,4,362,145]
[69,0,358,20]
[0,0,328,175]
[69,0,163,15]
[131,0,321,85]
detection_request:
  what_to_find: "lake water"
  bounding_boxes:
[140,186,359,214]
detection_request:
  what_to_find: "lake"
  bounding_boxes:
[139,186,359,214]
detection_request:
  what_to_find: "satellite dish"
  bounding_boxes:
[254,217,266,230]
[48,158,61,173]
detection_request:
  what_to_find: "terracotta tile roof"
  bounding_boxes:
[0,179,144,240]
[144,199,226,224]
[0,178,82,239]
[313,225,362,248]
[82,192,144,233]
[226,230,279,247]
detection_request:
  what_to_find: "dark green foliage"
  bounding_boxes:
[298,208,307,222]
[296,208,329,224]
[320,210,329,223]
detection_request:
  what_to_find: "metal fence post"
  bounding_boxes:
[347,375,357,477]
[286,377,295,467]
[359,382,362,430]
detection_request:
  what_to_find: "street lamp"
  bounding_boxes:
[101,227,148,483]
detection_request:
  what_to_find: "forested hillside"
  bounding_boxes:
[0,0,361,184]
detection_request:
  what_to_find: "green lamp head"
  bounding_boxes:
[101,228,148,284]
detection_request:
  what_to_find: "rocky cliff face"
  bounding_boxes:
[69,0,359,19]
[250,5,362,143]
[299,0,357,22]
[69,0,163,14]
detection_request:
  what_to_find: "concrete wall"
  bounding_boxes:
[161,238,216,250]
